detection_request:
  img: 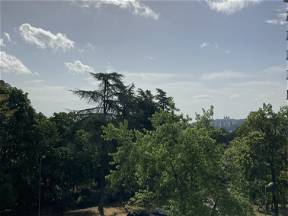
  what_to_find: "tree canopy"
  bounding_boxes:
[0,77,287,216]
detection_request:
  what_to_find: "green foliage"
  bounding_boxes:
[103,110,254,216]
[0,81,40,210]
[155,88,177,112]
[1,76,287,216]
[225,104,288,214]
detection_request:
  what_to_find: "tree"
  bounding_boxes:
[133,89,158,130]
[226,104,288,215]
[103,110,254,216]
[116,83,136,122]
[37,112,99,211]
[0,81,41,212]
[73,72,125,216]
[155,88,176,112]
[73,72,124,118]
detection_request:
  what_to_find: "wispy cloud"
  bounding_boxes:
[78,43,96,53]
[193,94,213,100]
[204,0,262,15]
[4,32,11,42]
[123,72,177,84]
[200,71,249,81]
[200,41,219,49]
[200,41,231,54]
[266,12,286,26]
[86,43,95,51]
[0,39,5,48]
[229,94,240,99]
[229,80,279,87]
[73,0,159,20]
[25,79,45,84]
[259,64,284,77]
[17,63,284,118]
[65,60,95,74]
[145,55,156,61]
[0,51,32,75]
[19,23,75,51]
[18,80,88,116]
[224,50,231,54]
[0,32,11,48]
[200,42,208,48]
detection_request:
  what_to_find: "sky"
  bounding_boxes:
[0,0,286,119]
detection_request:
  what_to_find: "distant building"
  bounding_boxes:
[212,116,244,132]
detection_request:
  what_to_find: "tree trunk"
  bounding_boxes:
[271,161,279,216]
[98,199,104,216]
[98,79,108,216]
[210,199,218,216]
[97,160,106,216]
[98,141,107,216]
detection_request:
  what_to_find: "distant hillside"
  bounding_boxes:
[212,116,245,132]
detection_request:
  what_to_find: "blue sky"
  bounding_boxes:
[0,0,286,118]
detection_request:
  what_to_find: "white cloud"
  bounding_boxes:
[200,42,208,48]
[200,41,219,49]
[262,64,284,76]
[200,41,231,54]
[145,55,156,61]
[4,32,11,42]
[0,33,11,48]
[26,79,45,84]
[229,94,240,99]
[193,94,213,100]
[19,23,75,51]
[0,51,32,75]
[65,60,95,74]
[204,0,262,15]
[266,13,286,25]
[78,43,96,53]
[200,71,250,80]
[123,72,176,84]
[74,0,159,20]
[0,39,5,48]
[229,80,279,87]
